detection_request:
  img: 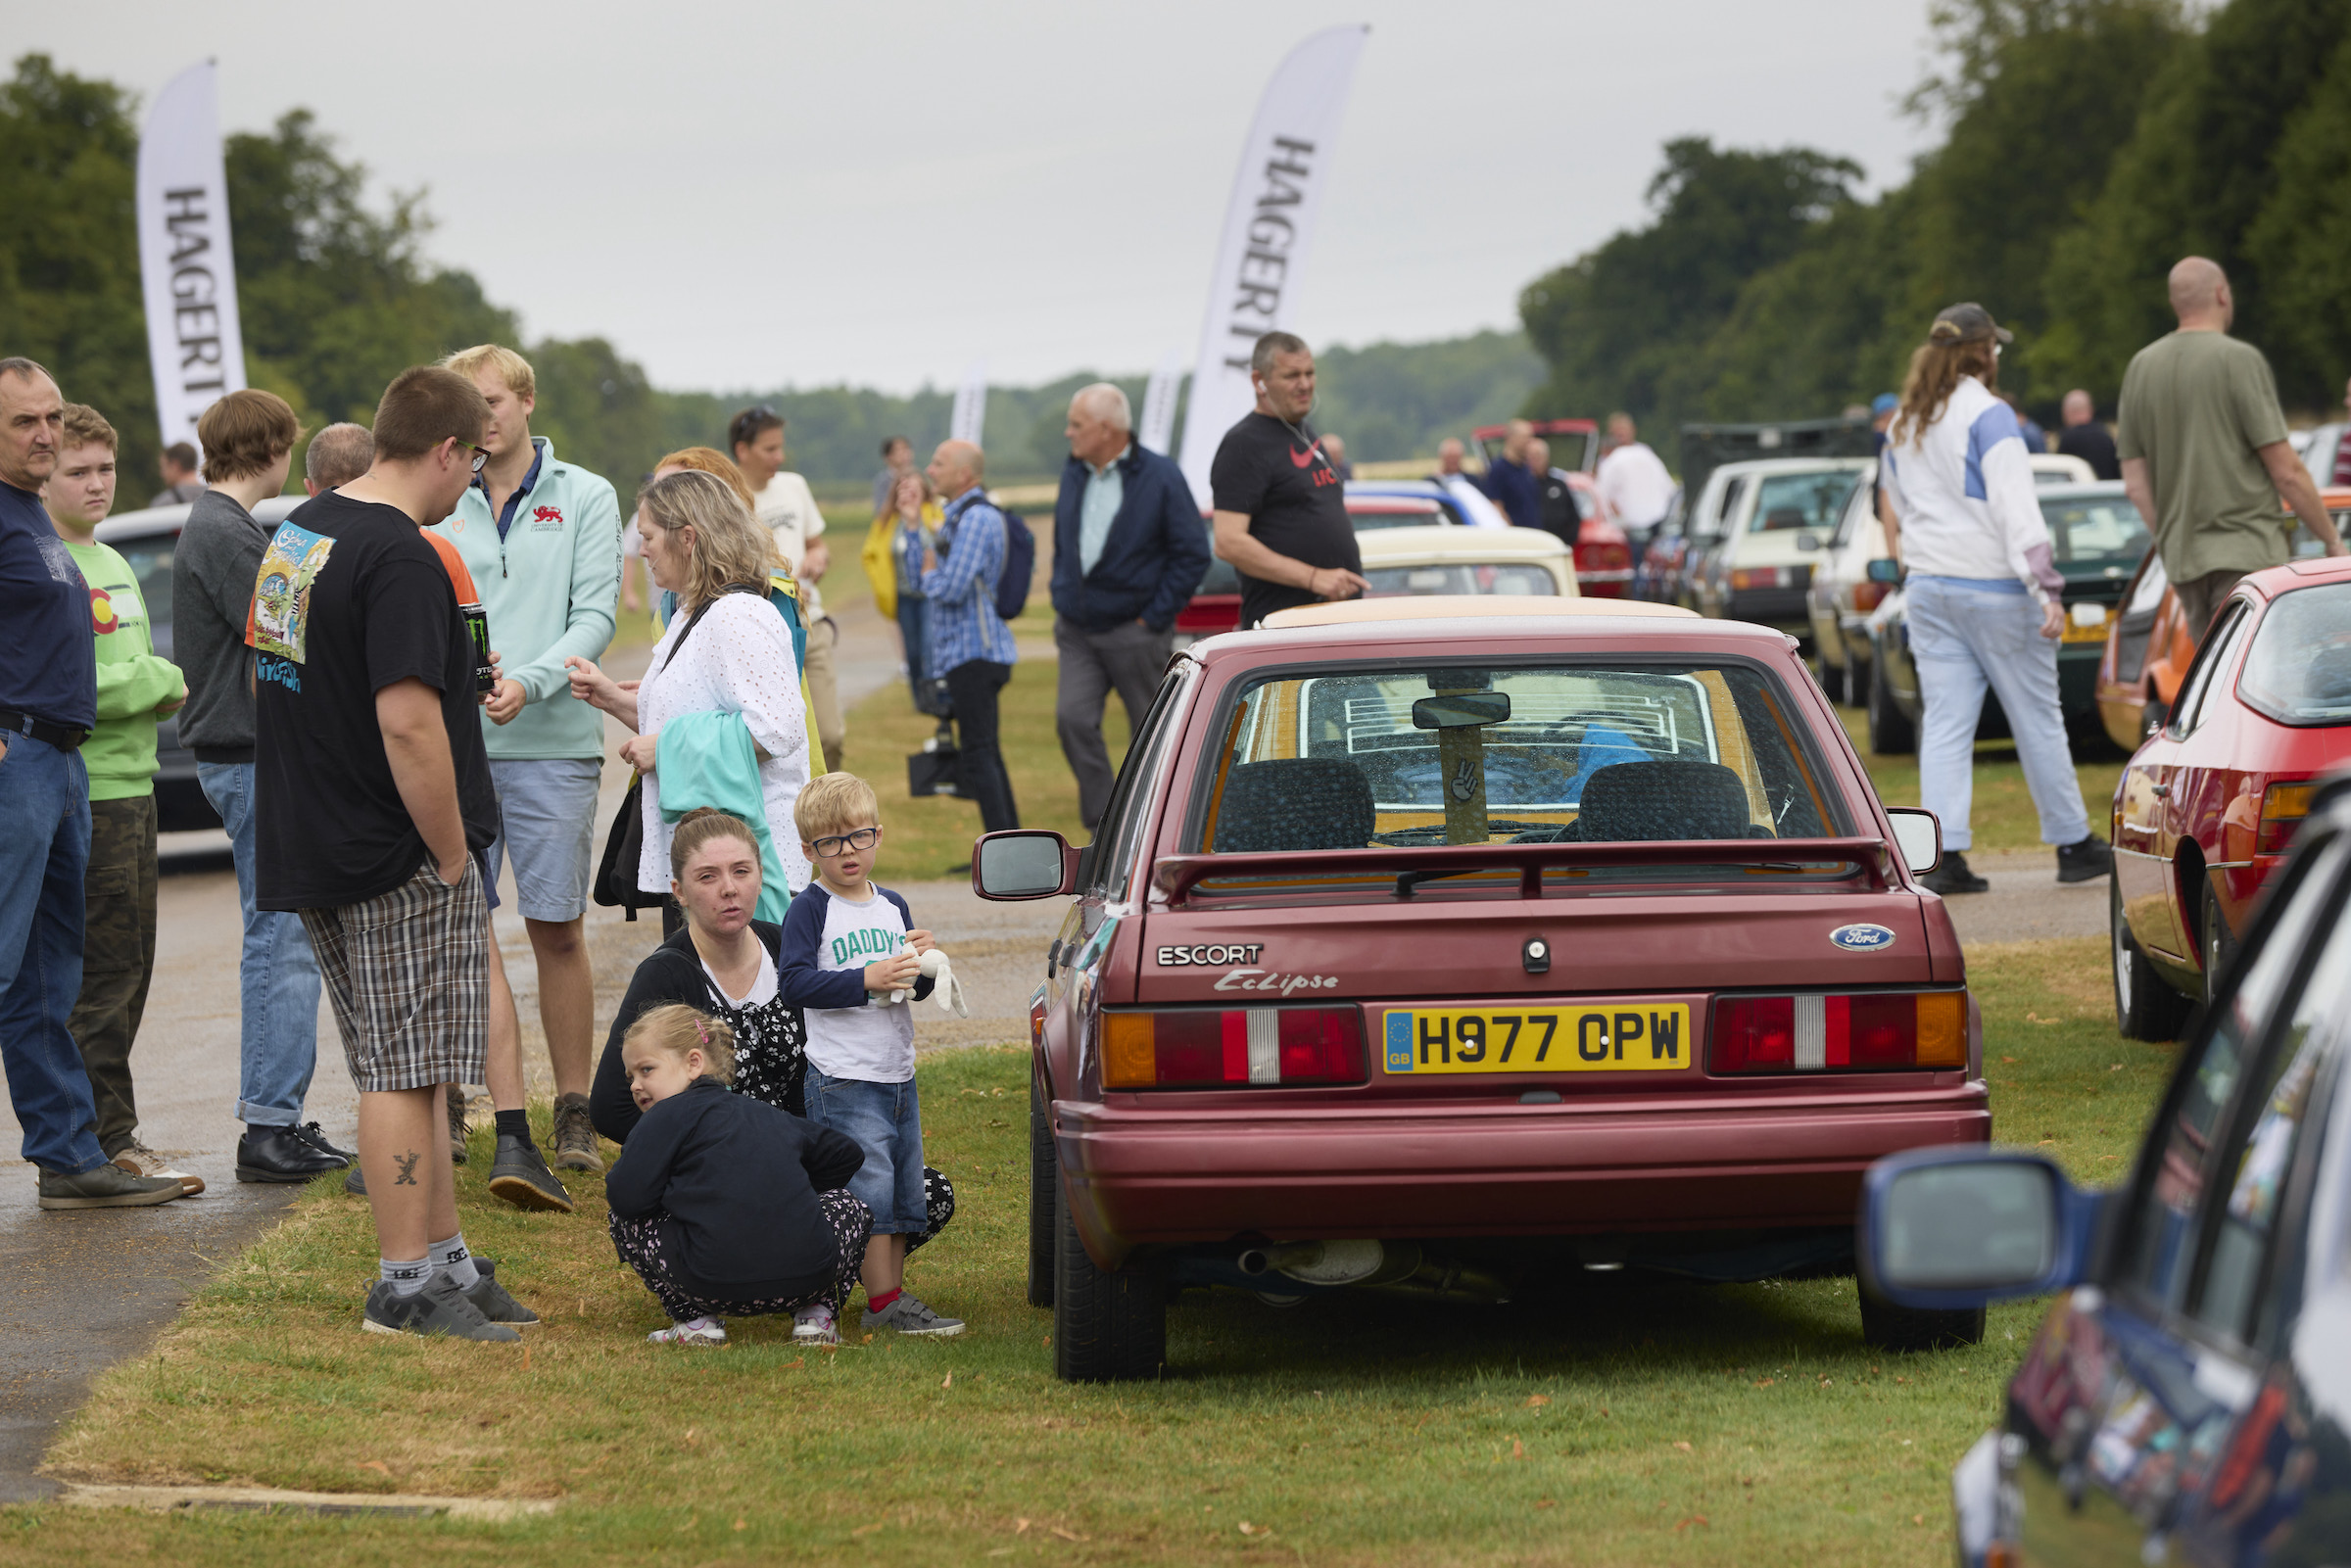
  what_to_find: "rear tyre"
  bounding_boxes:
[1867,657,1915,755]
[2198,881,2235,1003]
[1027,1078,1055,1308]
[2112,877,2190,1041]
[1859,1290,1984,1353]
[1815,652,1848,706]
[1053,1177,1166,1383]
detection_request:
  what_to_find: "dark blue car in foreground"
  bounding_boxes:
[1859,774,2351,1565]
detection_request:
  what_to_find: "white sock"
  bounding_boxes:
[429,1233,479,1290]
[380,1256,430,1298]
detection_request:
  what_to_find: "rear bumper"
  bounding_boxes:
[1056,1086,1990,1267]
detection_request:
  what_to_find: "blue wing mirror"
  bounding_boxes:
[1857,1148,2105,1309]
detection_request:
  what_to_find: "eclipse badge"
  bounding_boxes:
[1829,924,1895,952]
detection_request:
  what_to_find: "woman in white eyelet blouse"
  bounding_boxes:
[565,468,812,898]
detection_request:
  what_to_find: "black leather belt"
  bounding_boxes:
[0,710,89,751]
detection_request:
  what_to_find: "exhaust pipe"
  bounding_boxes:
[1231,1241,1509,1302]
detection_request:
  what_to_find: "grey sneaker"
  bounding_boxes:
[37,1163,188,1210]
[447,1084,470,1164]
[486,1132,574,1213]
[459,1259,538,1326]
[552,1093,604,1173]
[861,1293,964,1337]
[361,1274,520,1342]
[344,1163,366,1197]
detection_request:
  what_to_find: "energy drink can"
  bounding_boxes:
[459,603,496,696]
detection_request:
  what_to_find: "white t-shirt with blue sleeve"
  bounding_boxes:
[776,882,930,1083]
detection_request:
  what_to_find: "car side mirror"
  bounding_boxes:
[1865,558,1902,585]
[974,830,1078,900]
[1857,1148,2102,1308]
[1885,807,1941,875]
[1796,531,1821,552]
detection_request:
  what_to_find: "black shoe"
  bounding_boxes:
[361,1274,520,1342]
[487,1132,574,1213]
[344,1163,366,1197]
[291,1121,354,1166]
[2056,833,2114,883]
[236,1125,345,1184]
[36,1164,187,1210]
[1920,851,1990,896]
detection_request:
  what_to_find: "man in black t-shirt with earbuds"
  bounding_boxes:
[1209,332,1367,629]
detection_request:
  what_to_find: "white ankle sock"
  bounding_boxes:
[380,1257,430,1298]
[428,1233,479,1290]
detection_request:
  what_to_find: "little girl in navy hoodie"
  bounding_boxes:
[604,1004,871,1347]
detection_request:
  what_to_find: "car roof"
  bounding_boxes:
[94,496,306,543]
[2277,554,2351,582]
[1344,493,1449,514]
[1353,525,1569,563]
[2034,481,2130,500]
[1235,597,1725,653]
[1705,456,1872,480]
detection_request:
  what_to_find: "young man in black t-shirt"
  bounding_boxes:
[1209,332,1367,629]
[252,366,531,1342]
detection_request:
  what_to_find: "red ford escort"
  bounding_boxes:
[975,597,1989,1381]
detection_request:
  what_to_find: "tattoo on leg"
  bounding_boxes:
[393,1150,421,1186]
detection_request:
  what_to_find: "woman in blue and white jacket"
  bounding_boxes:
[1881,303,2112,896]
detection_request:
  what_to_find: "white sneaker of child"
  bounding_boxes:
[647,1316,727,1347]
[792,1305,839,1346]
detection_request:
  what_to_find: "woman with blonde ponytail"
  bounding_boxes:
[1880,303,2111,896]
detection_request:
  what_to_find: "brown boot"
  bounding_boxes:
[448,1083,470,1164]
[552,1093,603,1173]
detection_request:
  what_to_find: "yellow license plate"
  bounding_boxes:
[1382,1005,1693,1074]
[2061,620,2109,643]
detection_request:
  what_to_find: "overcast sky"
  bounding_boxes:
[37,1,1941,394]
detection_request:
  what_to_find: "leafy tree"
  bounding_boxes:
[1520,138,1862,431]
[2241,30,2351,400]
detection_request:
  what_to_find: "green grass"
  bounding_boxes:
[1840,709,2125,854]
[16,940,2163,1566]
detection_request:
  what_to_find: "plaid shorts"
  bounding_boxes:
[300,858,490,1094]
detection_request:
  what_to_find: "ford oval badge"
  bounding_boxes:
[1829,924,1895,952]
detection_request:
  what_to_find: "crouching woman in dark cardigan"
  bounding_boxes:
[588,809,954,1244]
[607,1004,869,1345]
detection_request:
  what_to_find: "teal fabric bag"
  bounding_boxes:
[654,709,790,923]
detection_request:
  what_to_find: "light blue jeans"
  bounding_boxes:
[1906,576,2089,853]
[0,734,108,1173]
[198,761,322,1126]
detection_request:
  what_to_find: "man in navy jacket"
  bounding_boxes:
[1048,384,1209,828]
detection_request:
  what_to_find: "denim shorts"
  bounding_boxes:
[804,1068,927,1234]
[484,758,601,922]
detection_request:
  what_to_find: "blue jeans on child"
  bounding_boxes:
[0,734,110,1174]
[1905,575,2090,854]
[198,760,324,1126]
[805,1068,928,1235]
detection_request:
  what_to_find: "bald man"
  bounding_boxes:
[304,422,374,495]
[1049,383,1207,828]
[2119,257,2347,642]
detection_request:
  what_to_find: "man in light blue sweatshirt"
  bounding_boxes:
[432,345,621,1173]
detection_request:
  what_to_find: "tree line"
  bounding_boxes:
[1519,0,2351,443]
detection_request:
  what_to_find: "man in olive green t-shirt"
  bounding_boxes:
[2118,257,2346,643]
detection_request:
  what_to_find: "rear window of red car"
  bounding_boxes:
[1185,659,1848,900]
[2239,581,2351,727]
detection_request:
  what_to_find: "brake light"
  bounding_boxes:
[1711,992,1965,1072]
[1103,1008,1366,1089]
[1853,581,1888,613]
[2257,781,2313,856]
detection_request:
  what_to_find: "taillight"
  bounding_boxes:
[1104,1008,1366,1089]
[1711,992,1965,1072]
[1729,566,1810,591]
[1853,581,1888,613]
[2257,781,2313,855]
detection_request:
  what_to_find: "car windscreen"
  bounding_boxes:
[1362,563,1558,597]
[2042,497,2149,567]
[2238,582,2351,726]
[1348,501,1445,532]
[106,533,178,658]
[1747,470,1860,535]
[1196,518,1239,595]
[1189,659,1847,900]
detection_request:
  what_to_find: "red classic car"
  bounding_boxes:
[976,596,1990,1381]
[2110,555,2351,1039]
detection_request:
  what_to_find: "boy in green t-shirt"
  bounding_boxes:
[44,404,197,1193]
